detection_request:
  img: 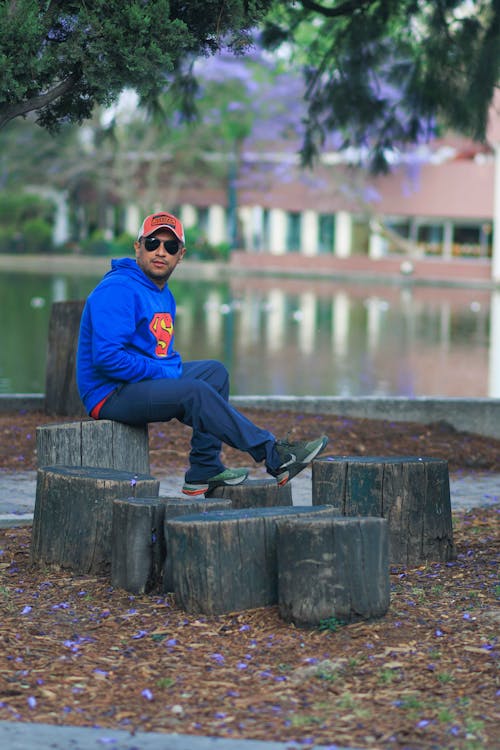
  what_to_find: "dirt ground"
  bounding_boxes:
[0,408,499,749]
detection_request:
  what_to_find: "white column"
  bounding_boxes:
[180,204,197,230]
[51,191,70,246]
[124,204,140,237]
[488,290,500,397]
[493,146,500,284]
[238,206,252,251]
[369,232,386,259]
[442,221,453,260]
[208,205,226,245]
[301,210,318,256]
[269,209,287,255]
[334,211,353,257]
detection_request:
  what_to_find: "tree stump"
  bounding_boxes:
[31,466,159,574]
[206,477,292,508]
[36,419,150,474]
[44,300,86,417]
[277,516,390,626]
[312,455,455,565]
[165,505,337,615]
[161,497,233,593]
[110,496,232,594]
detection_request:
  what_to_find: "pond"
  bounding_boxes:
[0,267,497,397]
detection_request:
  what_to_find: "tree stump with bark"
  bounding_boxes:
[206,478,292,508]
[277,516,390,626]
[30,466,159,574]
[110,496,232,594]
[36,419,150,474]
[312,455,454,565]
[44,300,86,417]
[165,505,337,615]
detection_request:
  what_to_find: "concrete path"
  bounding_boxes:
[0,721,362,750]
[0,467,499,528]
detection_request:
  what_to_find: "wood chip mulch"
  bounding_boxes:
[0,408,499,748]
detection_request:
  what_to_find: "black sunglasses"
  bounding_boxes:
[143,237,181,255]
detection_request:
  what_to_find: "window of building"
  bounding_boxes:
[197,207,209,235]
[286,212,301,253]
[318,214,335,254]
[417,224,444,255]
[453,225,483,257]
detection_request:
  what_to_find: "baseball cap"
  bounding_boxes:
[137,212,185,243]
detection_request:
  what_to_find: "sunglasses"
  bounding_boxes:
[143,237,181,255]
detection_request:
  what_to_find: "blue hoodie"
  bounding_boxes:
[77,258,182,414]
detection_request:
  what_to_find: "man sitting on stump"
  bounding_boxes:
[76,211,328,496]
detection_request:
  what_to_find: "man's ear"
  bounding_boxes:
[133,240,141,258]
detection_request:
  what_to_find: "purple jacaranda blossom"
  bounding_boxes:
[141,688,153,701]
[239,624,250,631]
[237,662,248,670]
[132,630,148,639]
[21,606,32,615]
[166,638,177,647]
[417,719,430,728]
[435,629,444,637]
[27,696,37,709]
[210,653,225,663]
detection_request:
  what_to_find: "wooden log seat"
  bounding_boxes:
[165,505,338,615]
[312,455,455,566]
[30,466,159,574]
[110,496,232,594]
[277,516,390,627]
[36,419,150,475]
[206,477,292,508]
[44,299,86,418]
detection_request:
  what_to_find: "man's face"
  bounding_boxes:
[134,228,186,288]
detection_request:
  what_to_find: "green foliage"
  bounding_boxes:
[80,230,113,256]
[318,615,345,632]
[184,226,231,261]
[0,0,274,131]
[0,192,55,253]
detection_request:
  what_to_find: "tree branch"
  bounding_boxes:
[0,73,79,130]
[300,0,375,18]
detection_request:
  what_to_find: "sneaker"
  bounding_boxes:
[268,435,329,486]
[182,467,249,496]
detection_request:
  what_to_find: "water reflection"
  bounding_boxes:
[0,269,494,397]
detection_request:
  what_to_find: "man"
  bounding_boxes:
[77,211,328,495]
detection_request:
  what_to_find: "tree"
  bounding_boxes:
[262,0,500,170]
[0,0,273,131]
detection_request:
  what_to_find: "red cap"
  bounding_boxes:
[138,212,185,243]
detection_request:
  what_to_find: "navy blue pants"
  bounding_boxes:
[99,360,278,482]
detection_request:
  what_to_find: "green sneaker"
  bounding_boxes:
[267,435,329,486]
[182,467,249,496]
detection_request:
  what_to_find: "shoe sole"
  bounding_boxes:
[182,472,248,496]
[275,436,329,486]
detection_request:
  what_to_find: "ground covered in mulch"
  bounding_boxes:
[1,408,500,475]
[0,408,499,748]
